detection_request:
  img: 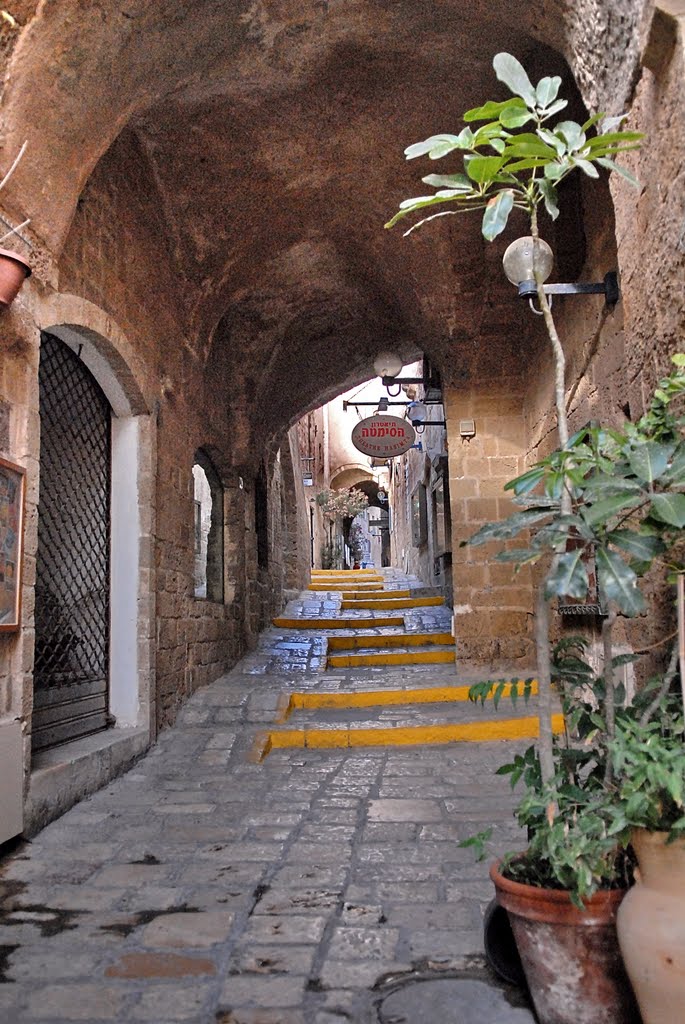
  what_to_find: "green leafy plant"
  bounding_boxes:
[387,51,644,796]
[457,357,685,901]
[315,487,369,522]
[386,52,641,241]
[608,695,685,841]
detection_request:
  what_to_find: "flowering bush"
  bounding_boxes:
[316,487,369,521]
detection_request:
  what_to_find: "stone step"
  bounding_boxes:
[277,679,540,722]
[307,582,385,592]
[327,646,456,668]
[311,570,382,579]
[273,615,406,629]
[341,595,444,610]
[327,631,453,651]
[253,711,565,759]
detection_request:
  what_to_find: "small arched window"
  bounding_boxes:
[192,451,224,602]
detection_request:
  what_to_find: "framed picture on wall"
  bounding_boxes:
[0,456,26,632]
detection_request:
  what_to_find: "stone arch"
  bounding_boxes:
[330,464,374,490]
[32,295,154,738]
[192,449,224,604]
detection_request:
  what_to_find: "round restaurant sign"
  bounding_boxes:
[351,415,416,458]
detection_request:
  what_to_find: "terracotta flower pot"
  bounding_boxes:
[490,860,640,1024]
[617,829,685,1023]
[0,248,31,308]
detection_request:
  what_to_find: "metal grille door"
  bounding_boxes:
[33,333,111,751]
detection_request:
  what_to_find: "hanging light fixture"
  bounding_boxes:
[502,236,620,308]
[373,351,403,379]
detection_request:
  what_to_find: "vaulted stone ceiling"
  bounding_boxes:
[1,0,598,444]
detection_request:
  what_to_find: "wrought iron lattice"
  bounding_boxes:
[33,333,111,750]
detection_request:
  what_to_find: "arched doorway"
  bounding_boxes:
[33,332,112,750]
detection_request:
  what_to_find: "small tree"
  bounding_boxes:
[315,487,369,522]
[386,52,642,788]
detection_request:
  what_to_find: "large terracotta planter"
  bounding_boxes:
[617,829,685,1023]
[0,248,31,308]
[491,860,640,1024]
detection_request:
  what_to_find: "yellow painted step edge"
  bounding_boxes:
[327,649,455,668]
[327,632,453,650]
[278,681,539,721]
[273,616,405,629]
[253,711,564,760]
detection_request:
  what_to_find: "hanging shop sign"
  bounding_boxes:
[351,415,416,458]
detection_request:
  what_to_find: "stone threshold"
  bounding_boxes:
[24,726,150,837]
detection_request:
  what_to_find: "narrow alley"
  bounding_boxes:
[0,569,539,1023]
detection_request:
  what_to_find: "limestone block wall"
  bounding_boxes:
[445,383,534,666]
[0,126,300,770]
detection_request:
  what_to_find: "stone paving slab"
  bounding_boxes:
[0,574,535,1022]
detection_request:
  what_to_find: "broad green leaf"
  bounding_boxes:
[540,98,567,118]
[537,127,566,156]
[582,491,643,527]
[539,179,559,219]
[502,142,559,161]
[596,547,645,616]
[650,493,685,528]
[600,114,629,134]
[574,158,599,178]
[465,508,555,547]
[544,161,567,180]
[422,173,472,189]
[595,157,640,188]
[586,130,643,147]
[404,131,473,160]
[464,98,526,122]
[471,122,509,147]
[627,441,676,483]
[545,549,590,600]
[607,529,666,562]
[503,158,549,173]
[672,354,685,366]
[581,112,605,133]
[482,189,514,241]
[493,52,537,107]
[465,154,505,183]
[536,75,561,107]
[500,106,534,129]
[555,121,586,151]
[505,466,546,495]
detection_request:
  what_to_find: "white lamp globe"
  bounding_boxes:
[502,236,554,287]
[373,351,403,378]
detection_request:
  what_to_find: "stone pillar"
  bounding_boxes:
[445,383,535,667]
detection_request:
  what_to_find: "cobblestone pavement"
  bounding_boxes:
[0,576,536,1023]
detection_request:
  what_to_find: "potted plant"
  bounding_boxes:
[384,49,683,1024]
[0,141,32,308]
[459,358,685,1021]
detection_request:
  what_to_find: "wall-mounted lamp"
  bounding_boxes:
[407,400,428,426]
[406,400,446,431]
[502,236,620,309]
[373,351,404,379]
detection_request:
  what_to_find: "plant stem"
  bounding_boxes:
[678,572,685,722]
[639,643,679,727]
[529,205,570,793]
[535,585,556,787]
[602,608,617,786]
[531,207,569,455]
